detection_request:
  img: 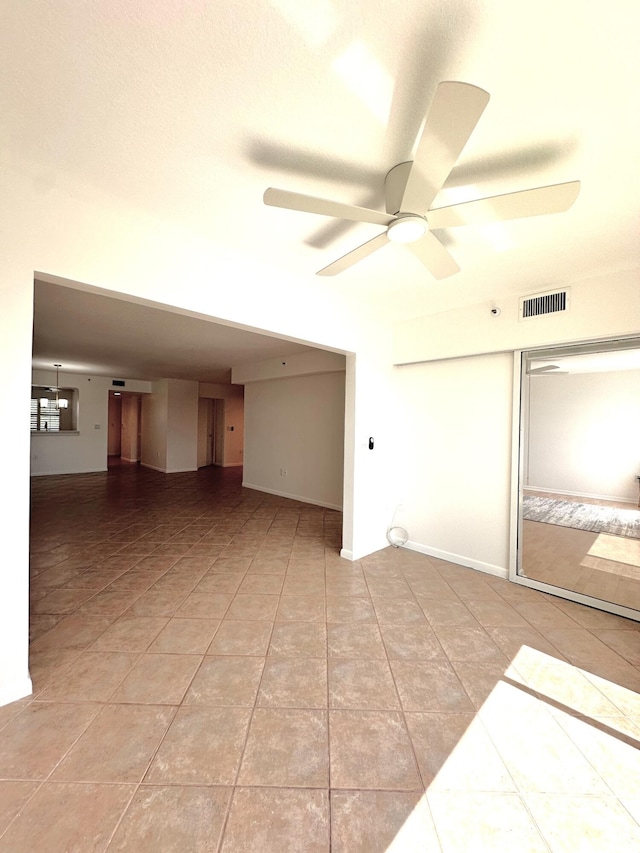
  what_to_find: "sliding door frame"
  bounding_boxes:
[509,339,640,623]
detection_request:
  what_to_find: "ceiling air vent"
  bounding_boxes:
[519,288,570,321]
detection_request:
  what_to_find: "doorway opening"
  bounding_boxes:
[108,391,143,465]
[197,397,226,468]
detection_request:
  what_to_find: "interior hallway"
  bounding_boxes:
[0,465,639,850]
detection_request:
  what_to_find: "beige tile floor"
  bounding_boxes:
[1,464,640,851]
[521,490,640,610]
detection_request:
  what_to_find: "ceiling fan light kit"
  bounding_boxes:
[263,81,580,279]
[387,215,428,243]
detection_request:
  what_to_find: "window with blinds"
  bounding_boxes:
[30,388,76,432]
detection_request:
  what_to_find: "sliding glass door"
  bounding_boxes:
[513,337,640,620]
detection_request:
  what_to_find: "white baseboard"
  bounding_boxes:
[120,457,138,463]
[404,540,508,580]
[525,485,636,505]
[140,463,197,474]
[0,675,33,708]
[242,481,342,512]
[222,462,243,468]
[340,548,354,560]
[30,468,107,477]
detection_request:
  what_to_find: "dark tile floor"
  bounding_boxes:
[0,463,639,851]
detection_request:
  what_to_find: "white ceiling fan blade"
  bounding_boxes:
[264,188,392,227]
[427,181,581,229]
[316,232,389,276]
[528,364,569,375]
[408,232,460,280]
[400,82,490,214]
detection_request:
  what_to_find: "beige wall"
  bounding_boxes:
[120,395,140,462]
[108,395,121,455]
[243,371,345,510]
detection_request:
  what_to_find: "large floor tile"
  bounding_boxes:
[328,658,400,710]
[427,791,548,852]
[28,614,114,652]
[37,652,139,702]
[207,619,273,655]
[175,591,233,619]
[224,594,279,621]
[110,654,201,704]
[184,655,264,706]
[89,616,168,652]
[276,594,326,622]
[238,708,329,787]
[433,626,507,664]
[327,622,386,658]
[0,781,39,832]
[107,785,231,852]
[524,792,640,852]
[145,706,251,784]
[51,704,174,783]
[220,787,329,853]
[330,790,440,853]
[268,621,327,657]
[329,710,422,790]
[325,596,376,622]
[147,617,220,653]
[257,657,327,708]
[405,712,516,792]
[391,660,474,712]
[0,781,134,853]
[379,623,445,660]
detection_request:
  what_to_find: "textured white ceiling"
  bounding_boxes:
[32,279,317,382]
[5,1,640,375]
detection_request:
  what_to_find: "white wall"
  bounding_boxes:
[141,381,169,471]
[31,370,109,475]
[140,379,199,473]
[394,270,640,365]
[1,261,33,706]
[527,369,640,502]
[393,353,514,577]
[31,371,152,476]
[243,371,346,510]
[166,379,199,473]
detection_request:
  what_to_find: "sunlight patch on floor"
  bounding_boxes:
[586,533,640,570]
[385,646,640,851]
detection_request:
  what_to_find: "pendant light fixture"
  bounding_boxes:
[53,363,68,409]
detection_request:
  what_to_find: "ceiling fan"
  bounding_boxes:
[263,81,580,278]
[528,364,569,375]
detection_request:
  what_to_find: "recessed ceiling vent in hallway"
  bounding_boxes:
[519,288,570,320]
